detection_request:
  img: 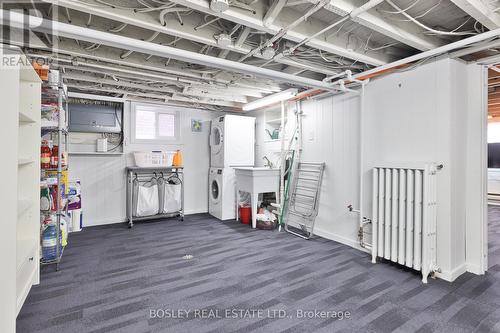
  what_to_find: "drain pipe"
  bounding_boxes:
[346,77,371,251]
[358,80,368,250]
[279,100,286,225]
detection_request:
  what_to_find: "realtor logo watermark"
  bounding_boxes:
[1,0,56,68]
[149,308,352,321]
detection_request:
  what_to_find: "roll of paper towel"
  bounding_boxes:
[71,209,82,232]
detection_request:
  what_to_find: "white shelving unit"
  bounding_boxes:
[264,108,288,143]
[16,58,41,317]
[40,80,69,270]
[1,45,41,332]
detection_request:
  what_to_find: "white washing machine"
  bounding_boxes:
[210,115,255,168]
[208,167,236,220]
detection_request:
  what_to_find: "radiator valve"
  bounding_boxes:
[347,204,360,213]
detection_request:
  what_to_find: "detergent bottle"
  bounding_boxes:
[172,150,183,167]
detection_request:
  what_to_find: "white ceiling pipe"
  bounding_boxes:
[0,10,335,91]
[352,26,500,81]
[450,38,500,59]
[68,92,124,102]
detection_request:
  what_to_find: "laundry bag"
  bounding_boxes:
[135,182,160,217]
[162,179,182,213]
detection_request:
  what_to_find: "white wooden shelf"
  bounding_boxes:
[266,118,285,124]
[19,111,37,124]
[18,157,35,166]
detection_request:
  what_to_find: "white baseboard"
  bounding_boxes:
[313,227,362,251]
[184,209,208,215]
[286,221,361,251]
[82,210,209,227]
[84,216,127,227]
[434,263,467,282]
[466,262,485,275]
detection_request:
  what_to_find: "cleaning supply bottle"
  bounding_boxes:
[50,145,59,168]
[41,140,51,169]
[60,218,68,247]
[172,150,183,167]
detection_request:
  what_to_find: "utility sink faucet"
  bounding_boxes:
[263,156,274,169]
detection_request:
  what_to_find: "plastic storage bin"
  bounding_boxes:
[133,151,176,167]
[239,206,251,225]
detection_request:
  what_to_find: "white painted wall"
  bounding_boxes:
[252,57,486,281]
[252,93,362,248]
[69,102,214,226]
[362,58,468,280]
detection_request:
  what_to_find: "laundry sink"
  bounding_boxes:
[234,167,280,229]
[233,167,281,179]
[234,166,279,172]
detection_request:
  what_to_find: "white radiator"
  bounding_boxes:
[371,164,439,283]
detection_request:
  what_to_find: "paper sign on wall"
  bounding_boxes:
[191,119,202,132]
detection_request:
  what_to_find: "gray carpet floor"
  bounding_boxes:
[16,209,500,333]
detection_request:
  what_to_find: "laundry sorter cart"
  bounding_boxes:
[126,166,184,228]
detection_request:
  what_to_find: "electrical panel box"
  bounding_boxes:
[69,103,122,133]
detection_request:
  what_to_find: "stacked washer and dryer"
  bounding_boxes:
[209,115,255,220]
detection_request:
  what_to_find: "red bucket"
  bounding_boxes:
[239,206,251,225]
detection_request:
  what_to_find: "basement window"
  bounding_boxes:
[132,103,180,143]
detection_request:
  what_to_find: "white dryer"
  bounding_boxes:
[208,167,236,220]
[210,115,255,168]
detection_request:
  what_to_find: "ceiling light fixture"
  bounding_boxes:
[210,0,229,13]
[242,88,298,111]
[216,33,232,47]
[261,46,276,60]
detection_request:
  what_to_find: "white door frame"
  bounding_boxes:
[481,64,489,271]
[463,62,489,276]
[468,63,489,274]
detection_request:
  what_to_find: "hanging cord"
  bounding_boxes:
[385,0,477,36]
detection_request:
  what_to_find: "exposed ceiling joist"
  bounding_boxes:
[43,0,340,76]
[234,26,251,48]
[66,81,242,107]
[263,0,288,27]
[450,0,500,30]
[19,36,282,95]
[308,0,443,51]
[4,11,337,90]
[63,71,180,94]
[166,0,392,65]
[181,86,248,103]
[35,54,270,100]
[63,71,250,103]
